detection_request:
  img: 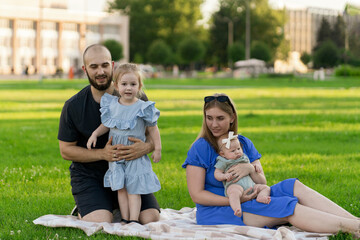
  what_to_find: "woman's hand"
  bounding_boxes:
[239,187,257,203]
[226,163,254,183]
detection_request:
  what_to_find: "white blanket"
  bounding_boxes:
[33,207,331,239]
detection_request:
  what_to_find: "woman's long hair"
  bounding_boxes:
[194,93,238,153]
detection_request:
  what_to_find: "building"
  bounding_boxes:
[284,7,340,55]
[0,0,129,75]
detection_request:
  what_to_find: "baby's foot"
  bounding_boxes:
[256,195,271,204]
[234,208,242,217]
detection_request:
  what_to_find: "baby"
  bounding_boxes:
[214,131,271,217]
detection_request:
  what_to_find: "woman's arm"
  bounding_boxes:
[186,165,229,206]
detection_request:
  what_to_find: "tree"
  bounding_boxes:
[348,22,360,59]
[178,37,205,69]
[209,0,285,66]
[147,39,173,66]
[250,41,271,63]
[102,39,123,61]
[228,42,245,63]
[331,15,345,49]
[313,40,339,68]
[108,0,204,62]
[314,17,332,51]
[300,52,312,66]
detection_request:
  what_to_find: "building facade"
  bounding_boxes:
[0,0,129,75]
[284,7,340,55]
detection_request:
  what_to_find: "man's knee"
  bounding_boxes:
[139,208,160,224]
[80,209,113,223]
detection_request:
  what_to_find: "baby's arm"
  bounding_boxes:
[86,124,110,149]
[147,125,161,162]
[214,168,232,181]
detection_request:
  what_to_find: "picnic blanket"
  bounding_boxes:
[33,207,331,239]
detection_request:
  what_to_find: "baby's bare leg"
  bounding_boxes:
[227,184,244,217]
[254,184,271,204]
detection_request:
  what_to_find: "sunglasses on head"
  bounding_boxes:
[204,95,235,112]
[204,95,230,103]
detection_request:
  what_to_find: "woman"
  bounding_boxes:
[182,93,359,236]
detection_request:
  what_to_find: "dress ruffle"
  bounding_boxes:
[100,93,160,130]
[104,161,161,194]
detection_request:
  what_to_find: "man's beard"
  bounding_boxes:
[85,69,113,91]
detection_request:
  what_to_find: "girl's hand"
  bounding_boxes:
[226,163,254,183]
[87,134,97,150]
[151,150,161,163]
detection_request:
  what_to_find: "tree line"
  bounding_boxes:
[105,0,360,71]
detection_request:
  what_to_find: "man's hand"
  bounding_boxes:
[102,137,120,162]
[115,137,152,161]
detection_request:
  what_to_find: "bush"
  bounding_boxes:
[228,42,245,63]
[102,39,124,62]
[146,39,173,65]
[251,41,272,63]
[178,37,205,64]
[313,40,339,68]
[335,65,360,76]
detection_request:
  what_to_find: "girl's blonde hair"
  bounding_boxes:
[113,63,145,98]
[194,93,238,153]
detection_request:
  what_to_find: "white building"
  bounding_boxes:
[0,0,129,75]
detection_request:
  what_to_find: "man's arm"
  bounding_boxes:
[116,136,154,161]
[59,137,117,162]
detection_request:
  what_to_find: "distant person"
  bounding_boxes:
[87,63,162,224]
[214,131,270,217]
[58,44,160,223]
[183,93,360,236]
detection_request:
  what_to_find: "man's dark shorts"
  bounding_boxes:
[70,163,160,217]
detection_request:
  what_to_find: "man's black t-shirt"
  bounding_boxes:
[58,85,110,173]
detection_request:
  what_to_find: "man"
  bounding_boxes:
[58,44,160,223]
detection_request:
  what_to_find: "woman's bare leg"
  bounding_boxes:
[293,180,357,219]
[118,188,129,221]
[227,184,244,217]
[288,204,360,235]
[128,194,141,222]
[243,204,360,236]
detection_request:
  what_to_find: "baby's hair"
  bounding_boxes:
[113,63,145,98]
[217,134,236,152]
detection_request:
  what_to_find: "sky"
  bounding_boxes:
[68,0,360,15]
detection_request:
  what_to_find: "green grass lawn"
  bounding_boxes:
[0,77,359,239]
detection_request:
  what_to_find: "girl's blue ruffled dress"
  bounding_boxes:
[100,93,161,194]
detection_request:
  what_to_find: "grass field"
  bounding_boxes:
[0,77,359,239]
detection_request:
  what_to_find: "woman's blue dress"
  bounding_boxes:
[182,136,298,227]
[101,93,161,195]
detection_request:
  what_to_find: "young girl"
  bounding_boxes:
[87,63,161,224]
[214,131,271,217]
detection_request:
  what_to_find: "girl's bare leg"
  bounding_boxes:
[118,188,129,221]
[254,184,271,204]
[128,194,141,222]
[293,180,357,219]
[227,184,244,217]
